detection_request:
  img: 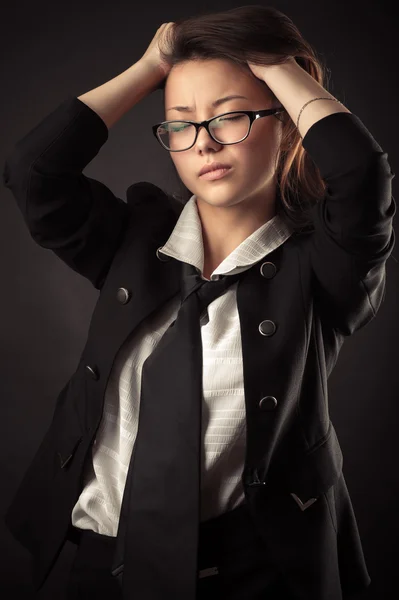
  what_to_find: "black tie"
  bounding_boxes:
[111,260,245,599]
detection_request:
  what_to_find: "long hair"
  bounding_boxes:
[157,4,332,233]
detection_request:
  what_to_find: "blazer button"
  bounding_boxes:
[85,365,99,380]
[259,396,277,410]
[260,261,277,279]
[117,287,131,304]
[259,320,276,336]
[156,246,171,261]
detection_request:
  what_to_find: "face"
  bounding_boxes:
[163,58,283,216]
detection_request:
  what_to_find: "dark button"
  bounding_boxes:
[259,320,277,336]
[156,247,171,261]
[117,287,131,304]
[259,396,277,410]
[260,261,277,279]
[85,365,99,380]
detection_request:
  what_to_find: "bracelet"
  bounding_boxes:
[296,97,344,129]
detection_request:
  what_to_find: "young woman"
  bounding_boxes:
[3,5,395,600]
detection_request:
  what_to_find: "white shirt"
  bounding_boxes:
[71,193,294,535]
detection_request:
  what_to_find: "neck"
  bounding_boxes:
[196,185,277,277]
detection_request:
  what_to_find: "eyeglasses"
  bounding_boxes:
[152,108,286,152]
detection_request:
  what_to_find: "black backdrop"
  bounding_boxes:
[1,0,398,598]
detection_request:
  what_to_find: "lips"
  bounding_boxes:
[199,162,232,177]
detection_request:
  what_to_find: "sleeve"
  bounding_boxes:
[2,96,130,290]
[301,112,396,336]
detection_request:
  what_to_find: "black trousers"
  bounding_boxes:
[65,500,293,599]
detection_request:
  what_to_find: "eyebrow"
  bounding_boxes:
[166,94,250,113]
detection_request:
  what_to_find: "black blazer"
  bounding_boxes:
[2,96,396,599]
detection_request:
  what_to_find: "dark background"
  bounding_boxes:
[1,0,398,598]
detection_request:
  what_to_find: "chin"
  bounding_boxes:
[198,194,242,208]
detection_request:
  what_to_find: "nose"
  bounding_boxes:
[195,123,219,146]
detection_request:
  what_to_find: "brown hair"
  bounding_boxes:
[157,4,334,233]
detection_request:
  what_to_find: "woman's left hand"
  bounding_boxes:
[247,56,297,80]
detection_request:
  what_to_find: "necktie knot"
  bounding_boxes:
[181,262,243,315]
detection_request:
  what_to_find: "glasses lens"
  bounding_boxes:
[157,113,250,150]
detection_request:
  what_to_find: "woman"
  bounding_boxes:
[3,5,395,600]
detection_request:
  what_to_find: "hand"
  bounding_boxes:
[140,22,176,78]
[247,56,297,81]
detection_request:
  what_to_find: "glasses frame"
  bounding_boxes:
[152,107,286,152]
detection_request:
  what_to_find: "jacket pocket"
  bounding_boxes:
[286,421,343,510]
[4,383,84,550]
[53,388,84,472]
[262,421,344,514]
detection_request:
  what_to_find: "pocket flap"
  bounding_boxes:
[55,399,84,470]
[57,432,83,469]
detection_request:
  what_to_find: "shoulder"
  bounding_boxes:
[125,181,184,218]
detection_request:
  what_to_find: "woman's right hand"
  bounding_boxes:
[140,22,176,78]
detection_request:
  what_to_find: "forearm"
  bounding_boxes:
[77,59,164,129]
[262,58,352,139]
